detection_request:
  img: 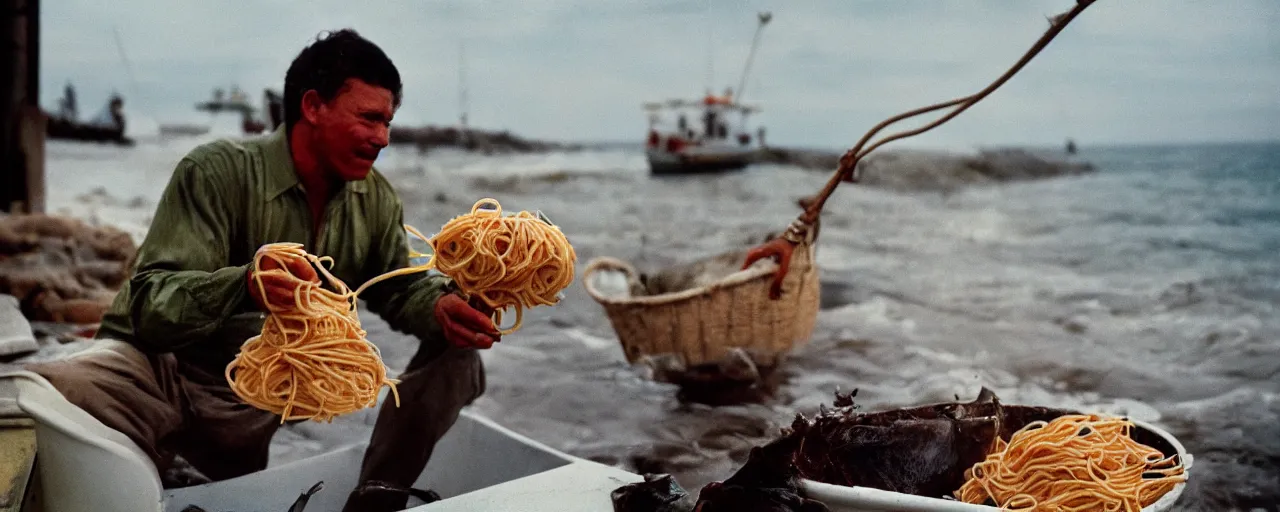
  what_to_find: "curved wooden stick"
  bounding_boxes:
[743,0,1099,298]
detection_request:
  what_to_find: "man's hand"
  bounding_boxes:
[434,293,502,349]
[248,254,320,311]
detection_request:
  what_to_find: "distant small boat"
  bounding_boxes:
[641,11,773,176]
[194,85,283,135]
[158,124,211,137]
[45,85,134,146]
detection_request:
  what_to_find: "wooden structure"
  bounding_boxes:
[0,5,41,507]
[1,0,44,215]
[0,381,39,512]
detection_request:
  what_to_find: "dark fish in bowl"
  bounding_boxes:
[610,474,697,512]
[791,387,1077,499]
[612,431,829,512]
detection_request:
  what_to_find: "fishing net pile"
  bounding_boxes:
[0,213,136,324]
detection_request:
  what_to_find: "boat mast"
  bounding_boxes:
[458,40,470,144]
[704,0,715,94]
[453,39,468,147]
[734,11,772,105]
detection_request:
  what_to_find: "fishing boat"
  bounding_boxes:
[44,84,134,146]
[194,86,278,135]
[643,97,764,175]
[157,124,211,138]
[642,12,773,175]
[0,366,642,512]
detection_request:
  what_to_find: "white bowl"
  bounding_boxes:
[800,418,1194,512]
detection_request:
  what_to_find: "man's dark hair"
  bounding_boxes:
[283,29,403,134]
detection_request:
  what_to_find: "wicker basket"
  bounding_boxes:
[582,237,821,367]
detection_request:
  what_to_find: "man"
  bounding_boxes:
[23,29,501,512]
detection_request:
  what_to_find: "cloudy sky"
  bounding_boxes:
[40,0,1279,150]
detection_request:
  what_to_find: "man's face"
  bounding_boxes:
[303,78,395,182]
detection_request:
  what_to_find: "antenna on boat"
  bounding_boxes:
[734,11,772,105]
[704,0,715,93]
[459,42,469,129]
[111,26,139,95]
[459,40,470,142]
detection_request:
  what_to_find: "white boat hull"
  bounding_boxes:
[645,146,760,175]
[164,410,642,512]
[2,367,643,512]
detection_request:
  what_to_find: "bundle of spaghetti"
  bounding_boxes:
[954,414,1186,511]
[226,242,400,423]
[354,198,577,335]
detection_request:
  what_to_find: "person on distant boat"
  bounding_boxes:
[704,88,718,106]
[59,82,78,120]
[108,94,127,132]
[22,29,497,512]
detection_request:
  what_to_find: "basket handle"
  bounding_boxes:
[581,257,640,302]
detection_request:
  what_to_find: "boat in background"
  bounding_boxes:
[44,83,134,146]
[643,12,773,175]
[157,87,284,139]
[643,95,765,175]
[194,86,283,135]
[157,124,210,138]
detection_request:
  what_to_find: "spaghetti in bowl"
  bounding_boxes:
[799,415,1192,512]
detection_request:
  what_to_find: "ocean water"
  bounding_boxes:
[40,137,1280,510]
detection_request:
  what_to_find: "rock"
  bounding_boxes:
[388,125,581,154]
[758,147,1095,192]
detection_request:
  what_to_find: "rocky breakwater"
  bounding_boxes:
[389,124,583,155]
[759,147,1095,192]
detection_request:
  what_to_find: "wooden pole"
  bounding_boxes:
[2,0,43,215]
[1,0,16,212]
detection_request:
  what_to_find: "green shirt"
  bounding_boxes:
[97,128,452,377]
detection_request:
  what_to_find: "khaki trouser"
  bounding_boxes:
[23,339,485,512]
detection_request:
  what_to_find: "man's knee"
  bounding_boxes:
[24,356,113,410]
[21,342,183,462]
[25,341,149,402]
[399,347,486,408]
[457,347,485,405]
[470,350,486,403]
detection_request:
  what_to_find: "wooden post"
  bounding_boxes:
[18,106,45,214]
[2,0,42,215]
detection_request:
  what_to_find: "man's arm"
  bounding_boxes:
[359,199,452,344]
[126,157,252,352]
